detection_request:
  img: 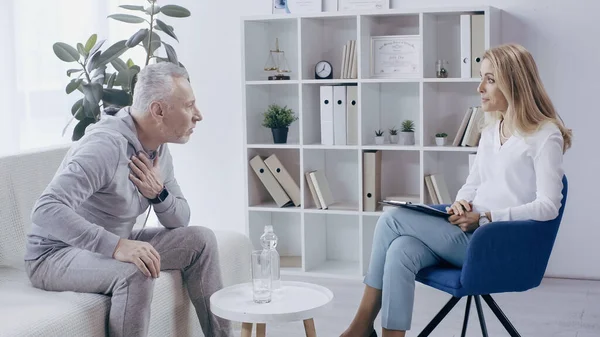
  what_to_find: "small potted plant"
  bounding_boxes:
[400,120,415,145]
[389,126,399,144]
[261,104,298,143]
[374,129,385,145]
[435,132,448,146]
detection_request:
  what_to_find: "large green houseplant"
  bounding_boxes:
[53,0,191,141]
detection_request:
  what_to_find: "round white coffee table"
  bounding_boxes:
[210,281,333,337]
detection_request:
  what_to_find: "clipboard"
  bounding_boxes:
[379,200,451,220]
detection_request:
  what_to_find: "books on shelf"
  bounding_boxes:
[424,173,452,205]
[340,39,357,79]
[305,169,335,209]
[249,154,300,208]
[320,84,358,146]
[453,106,484,147]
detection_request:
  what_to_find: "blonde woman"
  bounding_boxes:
[340,43,572,337]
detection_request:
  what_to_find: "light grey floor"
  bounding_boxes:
[232,275,600,337]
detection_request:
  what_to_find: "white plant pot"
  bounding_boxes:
[375,136,385,145]
[400,132,415,145]
[390,135,399,144]
[435,137,447,146]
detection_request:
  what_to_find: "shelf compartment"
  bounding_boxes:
[300,16,358,80]
[422,82,481,147]
[378,150,421,204]
[248,211,303,272]
[361,82,420,146]
[304,213,360,276]
[244,19,299,81]
[423,151,472,204]
[245,83,300,145]
[247,148,300,208]
[422,11,486,79]
[359,13,421,80]
[303,148,359,211]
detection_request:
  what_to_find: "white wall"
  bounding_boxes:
[170,0,600,279]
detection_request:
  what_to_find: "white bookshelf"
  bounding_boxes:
[241,6,501,279]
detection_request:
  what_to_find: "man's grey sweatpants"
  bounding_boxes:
[364,207,473,331]
[25,226,233,337]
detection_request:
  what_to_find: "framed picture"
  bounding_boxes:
[370,35,421,78]
[338,0,389,11]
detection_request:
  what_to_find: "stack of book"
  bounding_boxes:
[453,106,485,147]
[249,154,301,208]
[340,39,357,79]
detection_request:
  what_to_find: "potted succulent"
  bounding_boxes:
[389,126,399,144]
[374,129,385,145]
[435,132,448,146]
[400,120,415,145]
[261,104,298,143]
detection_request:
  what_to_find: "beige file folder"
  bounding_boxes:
[249,155,293,207]
[363,150,382,212]
[309,170,335,209]
[264,154,301,207]
[346,85,358,145]
[305,170,322,209]
[425,175,439,204]
[471,14,485,76]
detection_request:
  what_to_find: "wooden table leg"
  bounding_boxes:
[256,323,266,337]
[303,318,316,337]
[241,322,253,337]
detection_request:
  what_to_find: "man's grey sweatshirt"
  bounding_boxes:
[25,108,191,260]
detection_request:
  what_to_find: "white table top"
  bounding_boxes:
[210,281,334,323]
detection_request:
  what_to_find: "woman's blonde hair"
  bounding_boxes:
[482,43,572,152]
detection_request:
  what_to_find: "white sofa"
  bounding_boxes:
[0,145,252,337]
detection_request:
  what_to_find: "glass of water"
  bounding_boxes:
[251,250,272,304]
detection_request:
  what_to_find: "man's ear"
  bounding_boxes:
[149,101,164,119]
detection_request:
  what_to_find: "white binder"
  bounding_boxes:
[460,14,471,78]
[471,14,485,76]
[249,155,293,208]
[333,85,347,145]
[346,85,358,145]
[320,86,334,145]
[264,154,301,207]
[362,150,382,212]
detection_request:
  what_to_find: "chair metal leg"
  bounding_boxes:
[481,294,522,337]
[460,296,472,337]
[417,296,461,337]
[474,296,489,337]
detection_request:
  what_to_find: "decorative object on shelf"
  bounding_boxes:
[52,0,191,141]
[436,59,449,78]
[264,38,291,80]
[435,133,448,146]
[370,35,421,78]
[273,0,322,14]
[374,129,385,145]
[314,60,333,79]
[272,0,287,13]
[389,126,399,144]
[339,0,389,11]
[400,120,415,145]
[261,104,298,143]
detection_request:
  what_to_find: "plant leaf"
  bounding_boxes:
[145,4,161,15]
[82,83,103,119]
[71,98,84,120]
[126,58,135,68]
[107,14,146,24]
[77,43,88,58]
[67,68,83,76]
[142,32,161,55]
[86,50,101,72]
[72,118,96,141]
[90,66,106,85]
[155,19,178,42]
[126,28,149,48]
[95,40,129,69]
[102,88,132,107]
[88,39,106,57]
[162,42,178,65]
[119,5,145,11]
[159,5,190,17]
[84,34,97,52]
[106,72,117,89]
[111,58,128,73]
[66,79,83,94]
[53,42,80,62]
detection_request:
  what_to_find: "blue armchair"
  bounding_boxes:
[415,175,568,337]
